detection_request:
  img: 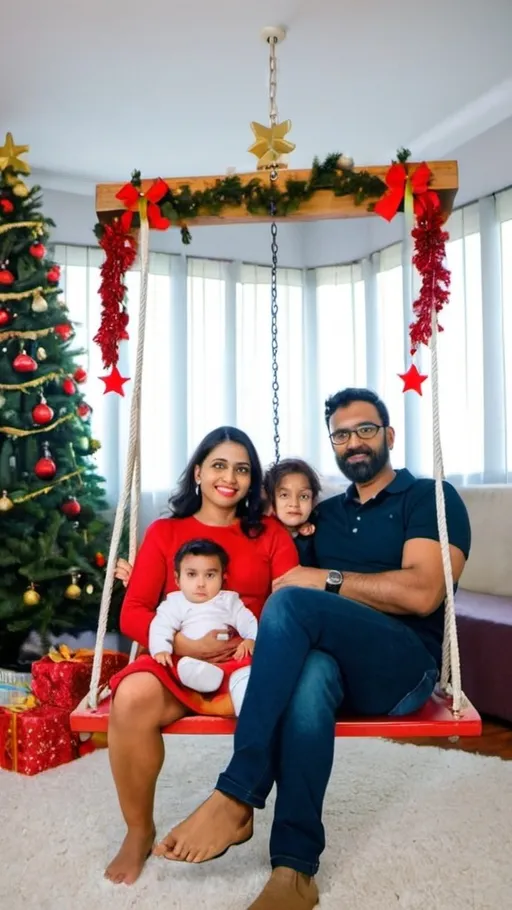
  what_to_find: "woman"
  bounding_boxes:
[105,426,298,886]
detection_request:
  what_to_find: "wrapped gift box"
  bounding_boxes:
[0,698,77,776]
[31,646,128,712]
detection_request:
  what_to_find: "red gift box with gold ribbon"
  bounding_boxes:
[31,645,128,712]
[0,696,77,776]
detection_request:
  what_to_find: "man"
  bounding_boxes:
[154,387,471,909]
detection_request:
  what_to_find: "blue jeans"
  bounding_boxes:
[216,587,438,876]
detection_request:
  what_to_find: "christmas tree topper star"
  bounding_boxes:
[0,133,31,174]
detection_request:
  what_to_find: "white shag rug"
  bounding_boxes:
[1,737,511,910]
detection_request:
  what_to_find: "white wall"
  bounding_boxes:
[37,115,512,268]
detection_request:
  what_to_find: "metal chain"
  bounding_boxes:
[270,173,280,464]
[268,36,280,463]
[268,37,278,126]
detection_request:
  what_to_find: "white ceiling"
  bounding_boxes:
[2,0,512,190]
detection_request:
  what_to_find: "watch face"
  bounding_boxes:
[327,571,342,585]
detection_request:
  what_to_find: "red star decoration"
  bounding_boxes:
[99,365,130,396]
[398,364,428,395]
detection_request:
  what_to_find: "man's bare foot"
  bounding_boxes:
[104,825,156,885]
[153,790,253,863]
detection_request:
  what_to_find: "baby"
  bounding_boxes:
[149,538,257,716]
[263,457,321,564]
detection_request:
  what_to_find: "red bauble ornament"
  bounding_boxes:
[13,351,37,373]
[29,242,47,260]
[0,199,14,214]
[74,366,87,384]
[32,400,54,425]
[61,497,81,518]
[34,454,57,480]
[76,403,91,419]
[0,307,12,326]
[0,269,15,285]
[54,323,73,342]
[94,552,106,568]
[46,265,61,283]
[120,311,130,341]
[62,377,76,395]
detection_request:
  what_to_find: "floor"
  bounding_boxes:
[395,716,512,759]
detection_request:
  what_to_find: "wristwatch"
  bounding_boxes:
[325,570,343,594]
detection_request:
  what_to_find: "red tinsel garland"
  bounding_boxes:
[409,207,451,354]
[93,220,137,369]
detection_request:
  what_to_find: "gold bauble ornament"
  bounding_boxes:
[36,346,47,361]
[13,182,29,198]
[248,120,295,169]
[65,583,82,600]
[0,490,14,511]
[31,293,48,313]
[0,133,30,174]
[23,584,40,606]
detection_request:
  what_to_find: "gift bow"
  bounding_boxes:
[115,177,171,231]
[48,644,94,663]
[374,162,440,222]
[4,694,38,771]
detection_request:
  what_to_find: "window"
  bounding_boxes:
[315,264,366,475]
[499,189,512,477]
[376,245,406,468]
[236,264,304,466]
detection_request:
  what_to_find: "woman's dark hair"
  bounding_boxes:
[263,458,322,508]
[174,538,229,574]
[169,426,265,538]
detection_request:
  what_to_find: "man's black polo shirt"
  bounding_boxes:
[312,468,471,666]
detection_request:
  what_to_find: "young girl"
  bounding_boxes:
[263,457,322,565]
[150,537,256,716]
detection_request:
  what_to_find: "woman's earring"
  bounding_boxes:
[195,483,200,496]
[245,497,249,508]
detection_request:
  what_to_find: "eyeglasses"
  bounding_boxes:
[329,423,386,446]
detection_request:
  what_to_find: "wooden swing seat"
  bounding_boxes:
[70,689,482,738]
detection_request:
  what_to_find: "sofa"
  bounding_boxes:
[456,485,512,723]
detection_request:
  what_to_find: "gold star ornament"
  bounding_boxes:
[0,132,30,174]
[248,120,295,169]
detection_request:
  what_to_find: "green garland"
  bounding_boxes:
[94,149,411,246]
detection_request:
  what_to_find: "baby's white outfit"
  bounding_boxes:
[149,590,257,715]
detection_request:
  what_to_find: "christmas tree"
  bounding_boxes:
[0,132,115,668]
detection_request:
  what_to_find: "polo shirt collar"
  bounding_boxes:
[344,467,416,502]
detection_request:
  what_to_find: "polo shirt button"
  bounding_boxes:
[356,516,361,521]
[352,528,358,533]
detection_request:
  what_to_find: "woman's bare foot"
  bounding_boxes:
[104,825,156,885]
[153,790,253,863]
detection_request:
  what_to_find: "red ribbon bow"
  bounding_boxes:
[115,177,171,231]
[374,162,440,222]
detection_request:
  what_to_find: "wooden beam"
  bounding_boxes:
[95,161,458,226]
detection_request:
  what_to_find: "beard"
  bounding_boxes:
[335,437,390,483]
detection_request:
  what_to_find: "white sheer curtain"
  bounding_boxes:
[497,188,512,480]
[236,264,304,466]
[314,264,366,475]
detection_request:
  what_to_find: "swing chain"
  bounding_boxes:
[270,168,280,463]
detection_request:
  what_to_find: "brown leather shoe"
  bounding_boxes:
[247,867,319,909]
